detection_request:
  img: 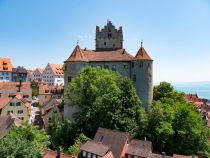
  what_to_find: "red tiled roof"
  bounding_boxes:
[42,149,74,158]
[49,64,64,75]
[66,45,134,62]
[134,46,152,61]
[126,139,152,157]
[80,140,110,156]
[0,82,31,89]
[0,58,13,72]
[93,127,130,158]
[193,102,203,108]
[185,94,200,103]
[0,97,12,109]
[66,45,88,62]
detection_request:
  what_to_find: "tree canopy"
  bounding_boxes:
[0,123,49,158]
[146,82,210,156]
[65,66,147,137]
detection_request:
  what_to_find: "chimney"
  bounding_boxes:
[18,80,22,92]
[56,148,60,158]
[162,152,166,158]
[197,151,203,158]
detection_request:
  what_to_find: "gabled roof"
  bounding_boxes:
[80,140,110,156]
[65,45,133,62]
[0,95,32,116]
[126,139,152,157]
[48,64,64,76]
[93,127,130,158]
[0,97,12,109]
[34,68,44,75]
[0,57,13,72]
[134,46,152,61]
[66,45,88,62]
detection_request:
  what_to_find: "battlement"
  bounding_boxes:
[96,21,123,51]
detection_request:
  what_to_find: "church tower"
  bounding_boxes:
[132,42,153,108]
[96,21,123,51]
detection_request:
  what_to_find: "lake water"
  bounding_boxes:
[173,82,210,100]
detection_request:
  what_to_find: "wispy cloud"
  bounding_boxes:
[77,35,89,40]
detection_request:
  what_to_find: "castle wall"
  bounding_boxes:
[89,61,131,78]
[131,60,153,108]
[64,61,88,90]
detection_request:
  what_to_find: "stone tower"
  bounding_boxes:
[96,21,123,51]
[132,42,153,107]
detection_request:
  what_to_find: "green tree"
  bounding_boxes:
[47,116,76,151]
[146,82,210,156]
[0,123,49,158]
[67,133,90,156]
[65,66,147,137]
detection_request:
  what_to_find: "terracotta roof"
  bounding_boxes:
[80,140,110,156]
[134,46,152,61]
[93,127,130,158]
[27,70,34,76]
[173,154,193,158]
[0,97,12,109]
[193,102,203,108]
[49,64,64,75]
[0,82,31,88]
[39,84,64,95]
[66,45,88,62]
[42,149,74,158]
[126,139,152,157]
[35,68,44,74]
[185,94,200,103]
[0,57,13,72]
[66,45,134,62]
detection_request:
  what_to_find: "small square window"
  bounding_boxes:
[68,76,72,83]
[18,110,23,114]
[16,102,21,106]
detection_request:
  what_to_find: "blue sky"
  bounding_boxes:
[0,0,210,83]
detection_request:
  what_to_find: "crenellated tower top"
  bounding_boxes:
[95,21,123,51]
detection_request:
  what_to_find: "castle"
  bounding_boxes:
[64,21,153,119]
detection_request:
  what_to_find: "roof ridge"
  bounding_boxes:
[66,45,88,62]
[134,46,152,61]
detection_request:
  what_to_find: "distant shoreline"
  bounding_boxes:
[172,82,210,100]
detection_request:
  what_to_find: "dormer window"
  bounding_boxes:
[99,135,104,142]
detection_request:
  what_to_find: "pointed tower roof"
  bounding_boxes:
[134,42,152,61]
[65,45,88,62]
